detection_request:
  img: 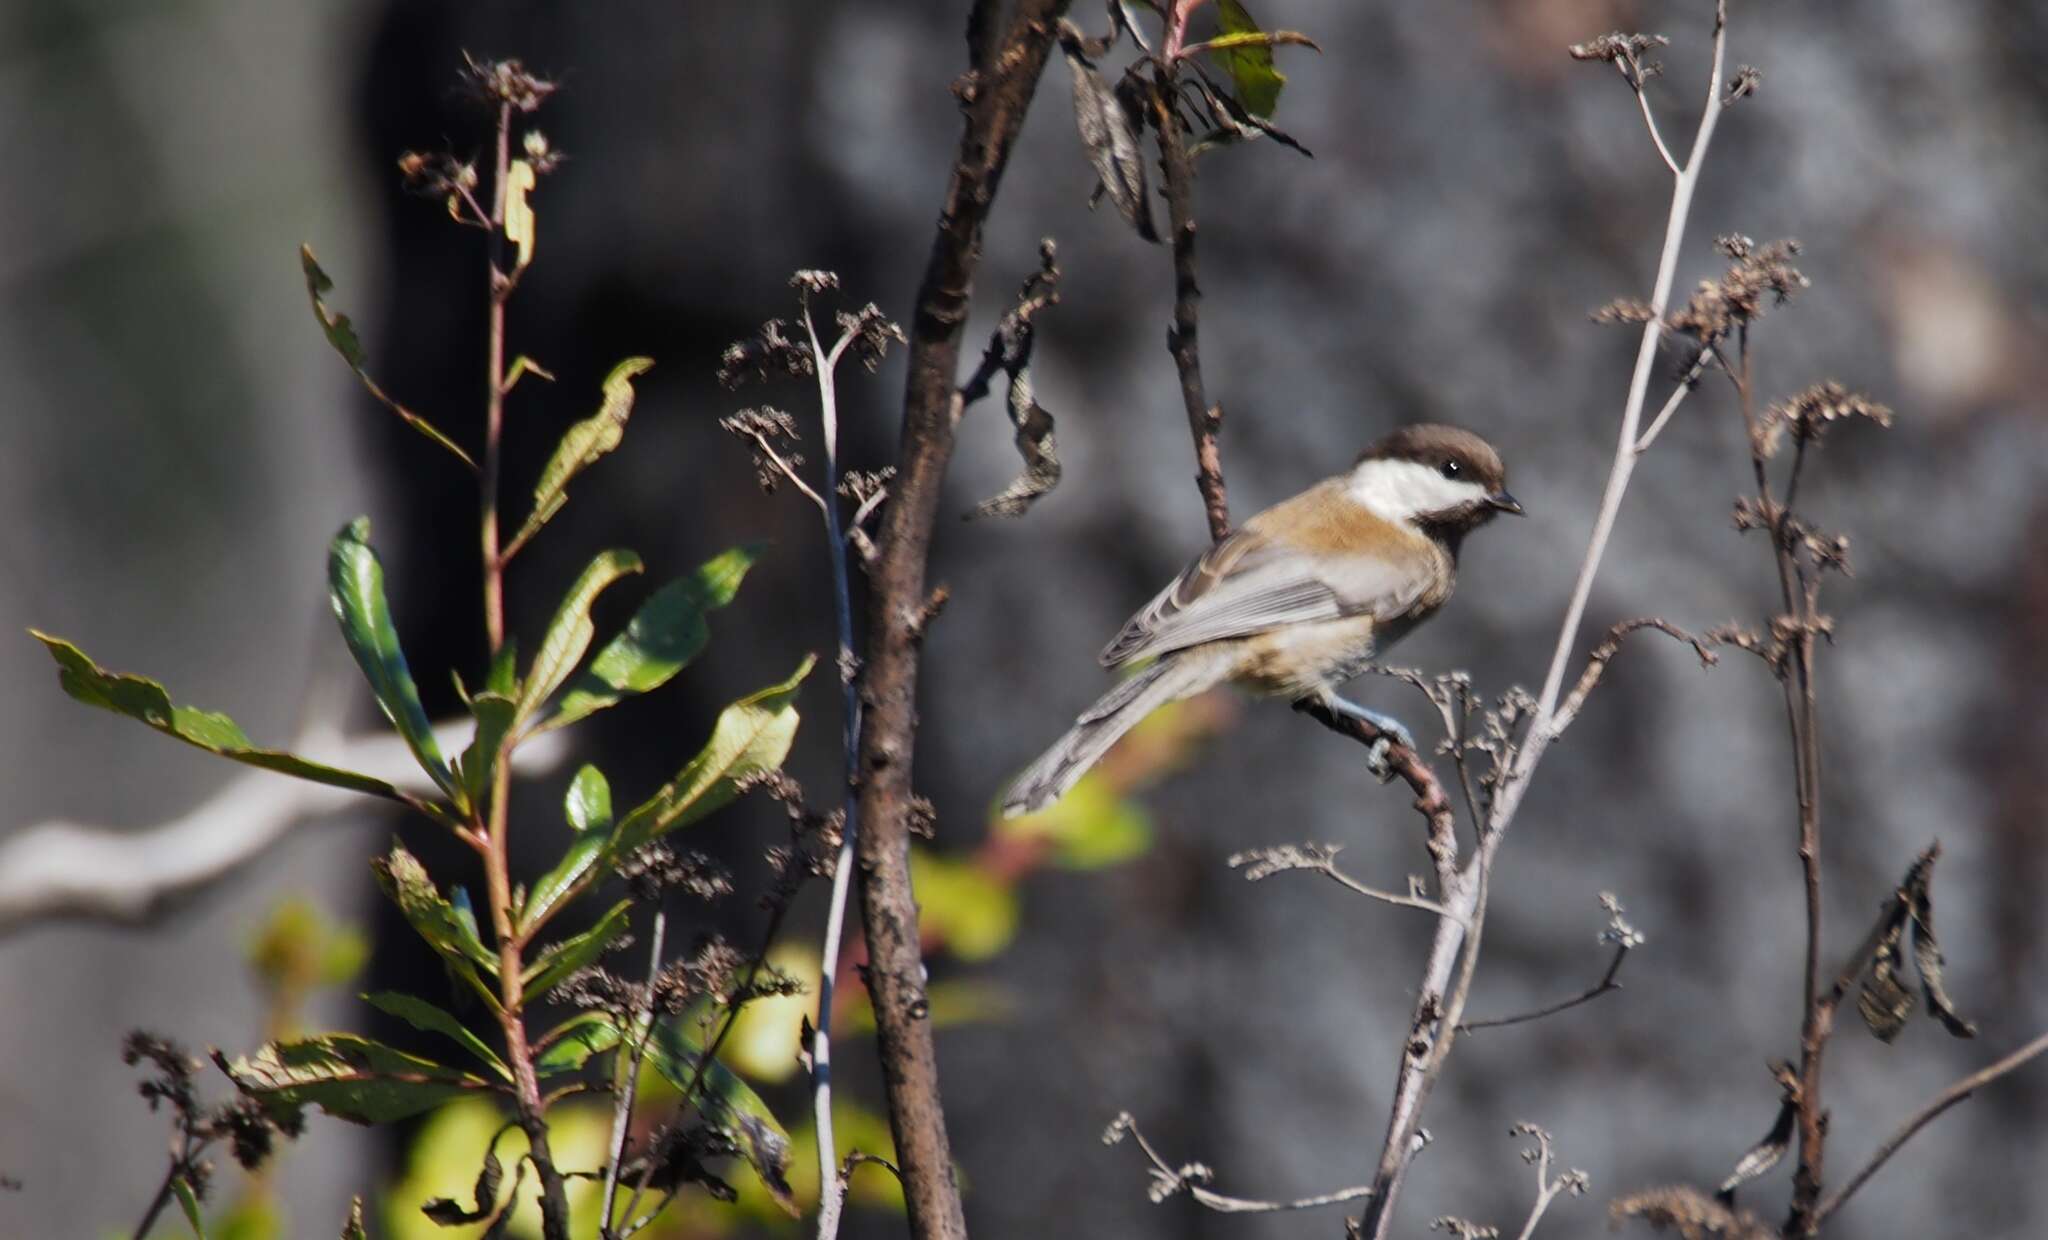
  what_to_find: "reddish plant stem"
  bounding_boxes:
[854,4,1070,1238]
[481,99,513,654]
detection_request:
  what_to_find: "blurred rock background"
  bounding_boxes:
[1,0,2042,1236]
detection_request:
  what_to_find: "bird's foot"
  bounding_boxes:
[1324,695,1417,781]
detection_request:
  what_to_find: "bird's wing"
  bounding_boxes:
[1100,487,1438,667]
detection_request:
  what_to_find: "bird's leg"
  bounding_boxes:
[1319,693,1416,782]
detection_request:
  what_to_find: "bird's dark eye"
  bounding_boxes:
[1440,459,1462,479]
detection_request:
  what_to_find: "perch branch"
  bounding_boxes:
[1109,1112,1375,1214]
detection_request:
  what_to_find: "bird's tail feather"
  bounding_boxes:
[1002,654,1223,817]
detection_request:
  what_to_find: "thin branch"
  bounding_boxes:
[1459,942,1630,1033]
[1616,58,1681,176]
[1149,64,1231,543]
[1549,618,1720,735]
[1630,350,1715,454]
[601,908,667,1240]
[1813,1029,2048,1228]
[1108,1112,1375,1214]
[480,98,513,655]
[743,429,832,517]
[1228,844,1461,922]
[1356,9,1736,1235]
[802,301,866,1240]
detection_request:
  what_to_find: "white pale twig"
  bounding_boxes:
[0,714,569,933]
[1355,8,1735,1236]
[801,295,866,1240]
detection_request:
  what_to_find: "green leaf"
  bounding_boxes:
[909,849,1020,962]
[301,245,476,470]
[566,764,612,833]
[610,658,814,857]
[1211,0,1287,117]
[457,693,518,810]
[173,1173,207,1237]
[28,631,412,805]
[521,832,606,937]
[509,357,656,552]
[537,546,762,734]
[532,1011,621,1076]
[516,549,645,725]
[328,519,459,800]
[486,640,520,699]
[373,847,500,992]
[521,899,632,1003]
[644,1016,797,1216]
[362,991,510,1080]
[222,1033,494,1125]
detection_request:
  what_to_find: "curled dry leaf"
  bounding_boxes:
[1058,21,1157,241]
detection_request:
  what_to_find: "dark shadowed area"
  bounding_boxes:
[1,1,2042,1237]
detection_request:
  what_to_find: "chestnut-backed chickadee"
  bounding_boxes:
[1002,423,1521,816]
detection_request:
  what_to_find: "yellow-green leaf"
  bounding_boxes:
[300,246,476,469]
[328,519,459,800]
[223,1033,495,1126]
[643,1016,797,1216]
[537,545,760,734]
[504,159,537,271]
[363,991,510,1080]
[29,631,410,805]
[521,899,632,1003]
[509,358,655,553]
[1211,0,1287,117]
[609,657,813,856]
[909,850,1019,962]
[516,550,644,724]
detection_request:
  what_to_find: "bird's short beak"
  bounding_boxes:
[1488,491,1524,516]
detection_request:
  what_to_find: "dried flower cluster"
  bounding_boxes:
[461,54,557,113]
[1666,236,1809,359]
[1759,381,1894,453]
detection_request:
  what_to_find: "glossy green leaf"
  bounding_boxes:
[610,657,813,857]
[537,546,761,734]
[373,847,499,988]
[516,550,644,724]
[509,357,655,552]
[173,1173,207,1237]
[301,245,476,470]
[29,631,410,804]
[566,764,612,833]
[909,849,1019,962]
[457,693,518,810]
[328,519,459,799]
[362,991,510,1079]
[223,1033,495,1125]
[521,899,631,1003]
[1211,0,1287,116]
[644,1015,797,1216]
[532,1011,621,1076]
[521,832,606,936]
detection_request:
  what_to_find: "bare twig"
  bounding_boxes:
[1459,944,1629,1033]
[1550,618,1720,735]
[853,8,1072,1236]
[1506,1124,1589,1240]
[1812,1030,2048,1228]
[600,908,667,1239]
[480,97,513,654]
[801,291,867,1240]
[1228,844,1460,921]
[1353,10,1736,1235]
[1615,58,1680,176]
[1106,1112,1375,1214]
[1149,64,1231,543]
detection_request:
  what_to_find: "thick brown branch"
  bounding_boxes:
[854,5,1070,1239]
[1149,67,1230,543]
[1290,699,1457,879]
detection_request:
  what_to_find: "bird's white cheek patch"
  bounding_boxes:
[1349,460,1491,523]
